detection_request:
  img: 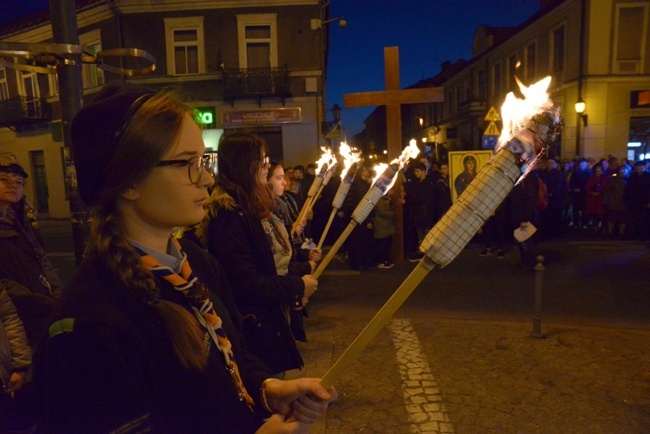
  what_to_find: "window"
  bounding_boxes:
[492,63,501,98]
[525,43,536,83]
[79,29,104,88]
[48,74,59,97]
[20,71,40,117]
[478,70,486,99]
[0,68,8,100]
[551,25,565,74]
[508,54,518,91]
[237,14,278,69]
[613,4,648,74]
[164,17,205,75]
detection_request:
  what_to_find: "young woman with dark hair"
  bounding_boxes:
[198,134,318,376]
[36,86,335,433]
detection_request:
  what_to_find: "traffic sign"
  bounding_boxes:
[484,106,501,121]
[481,135,498,149]
[483,121,500,136]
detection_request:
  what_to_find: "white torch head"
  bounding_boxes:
[351,164,398,224]
[332,181,352,209]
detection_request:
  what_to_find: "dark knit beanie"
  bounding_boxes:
[71,84,153,205]
[0,155,28,178]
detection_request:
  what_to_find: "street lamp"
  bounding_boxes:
[311,17,347,30]
[331,103,341,122]
[575,98,588,127]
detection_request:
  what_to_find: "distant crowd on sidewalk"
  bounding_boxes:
[284,153,650,273]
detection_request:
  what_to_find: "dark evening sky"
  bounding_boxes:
[0,0,540,138]
[327,0,540,139]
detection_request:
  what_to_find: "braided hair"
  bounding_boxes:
[82,90,208,371]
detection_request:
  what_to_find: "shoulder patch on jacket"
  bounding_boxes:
[49,318,75,338]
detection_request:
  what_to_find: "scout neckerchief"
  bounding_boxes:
[136,239,255,410]
[264,214,291,256]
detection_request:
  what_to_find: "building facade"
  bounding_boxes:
[363,0,650,164]
[0,0,331,218]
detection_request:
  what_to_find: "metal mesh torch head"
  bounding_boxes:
[419,150,521,267]
[419,110,562,268]
[350,164,398,225]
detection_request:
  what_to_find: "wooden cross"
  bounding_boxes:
[344,46,444,261]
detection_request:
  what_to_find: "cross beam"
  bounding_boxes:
[343,46,443,261]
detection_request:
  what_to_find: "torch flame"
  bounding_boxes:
[390,139,421,169]
[497,76,554,150]
[371,163,388,185]
[339,142,361,178]
[316,147,336,174]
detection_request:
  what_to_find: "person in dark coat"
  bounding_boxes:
[198,133,319,375]
[569,158,591,228]
[624,160,650,242]
[408,162,436,260]
[539,158,566,239]
[510,172,541,271]
[339,166,375,270]
[434,163,452,223]
[35,85,335,433]
[0,156,64,349]
[0,156,63,433]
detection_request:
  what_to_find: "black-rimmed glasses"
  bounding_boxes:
[259,156,270,167]
[156,155,210,184]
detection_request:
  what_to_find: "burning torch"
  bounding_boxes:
[312,140,420,278]
[291,148,336,237]
[317,143,362,250]
[318,76,563,388]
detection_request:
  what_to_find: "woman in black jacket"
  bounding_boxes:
[198,134,318,376]
[36,85,335,433]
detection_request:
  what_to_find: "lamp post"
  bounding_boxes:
[575,98,587,157]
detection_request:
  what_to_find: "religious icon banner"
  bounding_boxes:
[448,150,493,202]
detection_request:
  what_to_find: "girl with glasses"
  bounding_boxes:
[36,85,335,433]
[198,134,319,377]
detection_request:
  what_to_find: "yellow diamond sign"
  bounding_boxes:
[483,121,500,136]
[484,106,501,121]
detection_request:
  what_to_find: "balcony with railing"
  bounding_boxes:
[222,65,291,106]
[0,96,51,131]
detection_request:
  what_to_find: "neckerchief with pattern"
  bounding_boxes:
[136,239,255,409]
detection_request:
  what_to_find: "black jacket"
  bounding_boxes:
[35,239,271,433]
[204,186,304,374]
[0,211,63,348]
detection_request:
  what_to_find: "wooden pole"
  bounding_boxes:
[312,221,356,279]
[317,208,338,250]
[320,260,433,388]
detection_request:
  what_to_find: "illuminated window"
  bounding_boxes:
[165,17,205,75]
[508,54,518,92]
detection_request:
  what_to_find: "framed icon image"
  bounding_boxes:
[448,150,493,202]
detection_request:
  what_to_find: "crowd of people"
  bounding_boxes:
[282,153,650,273]
[1,82,649,432]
